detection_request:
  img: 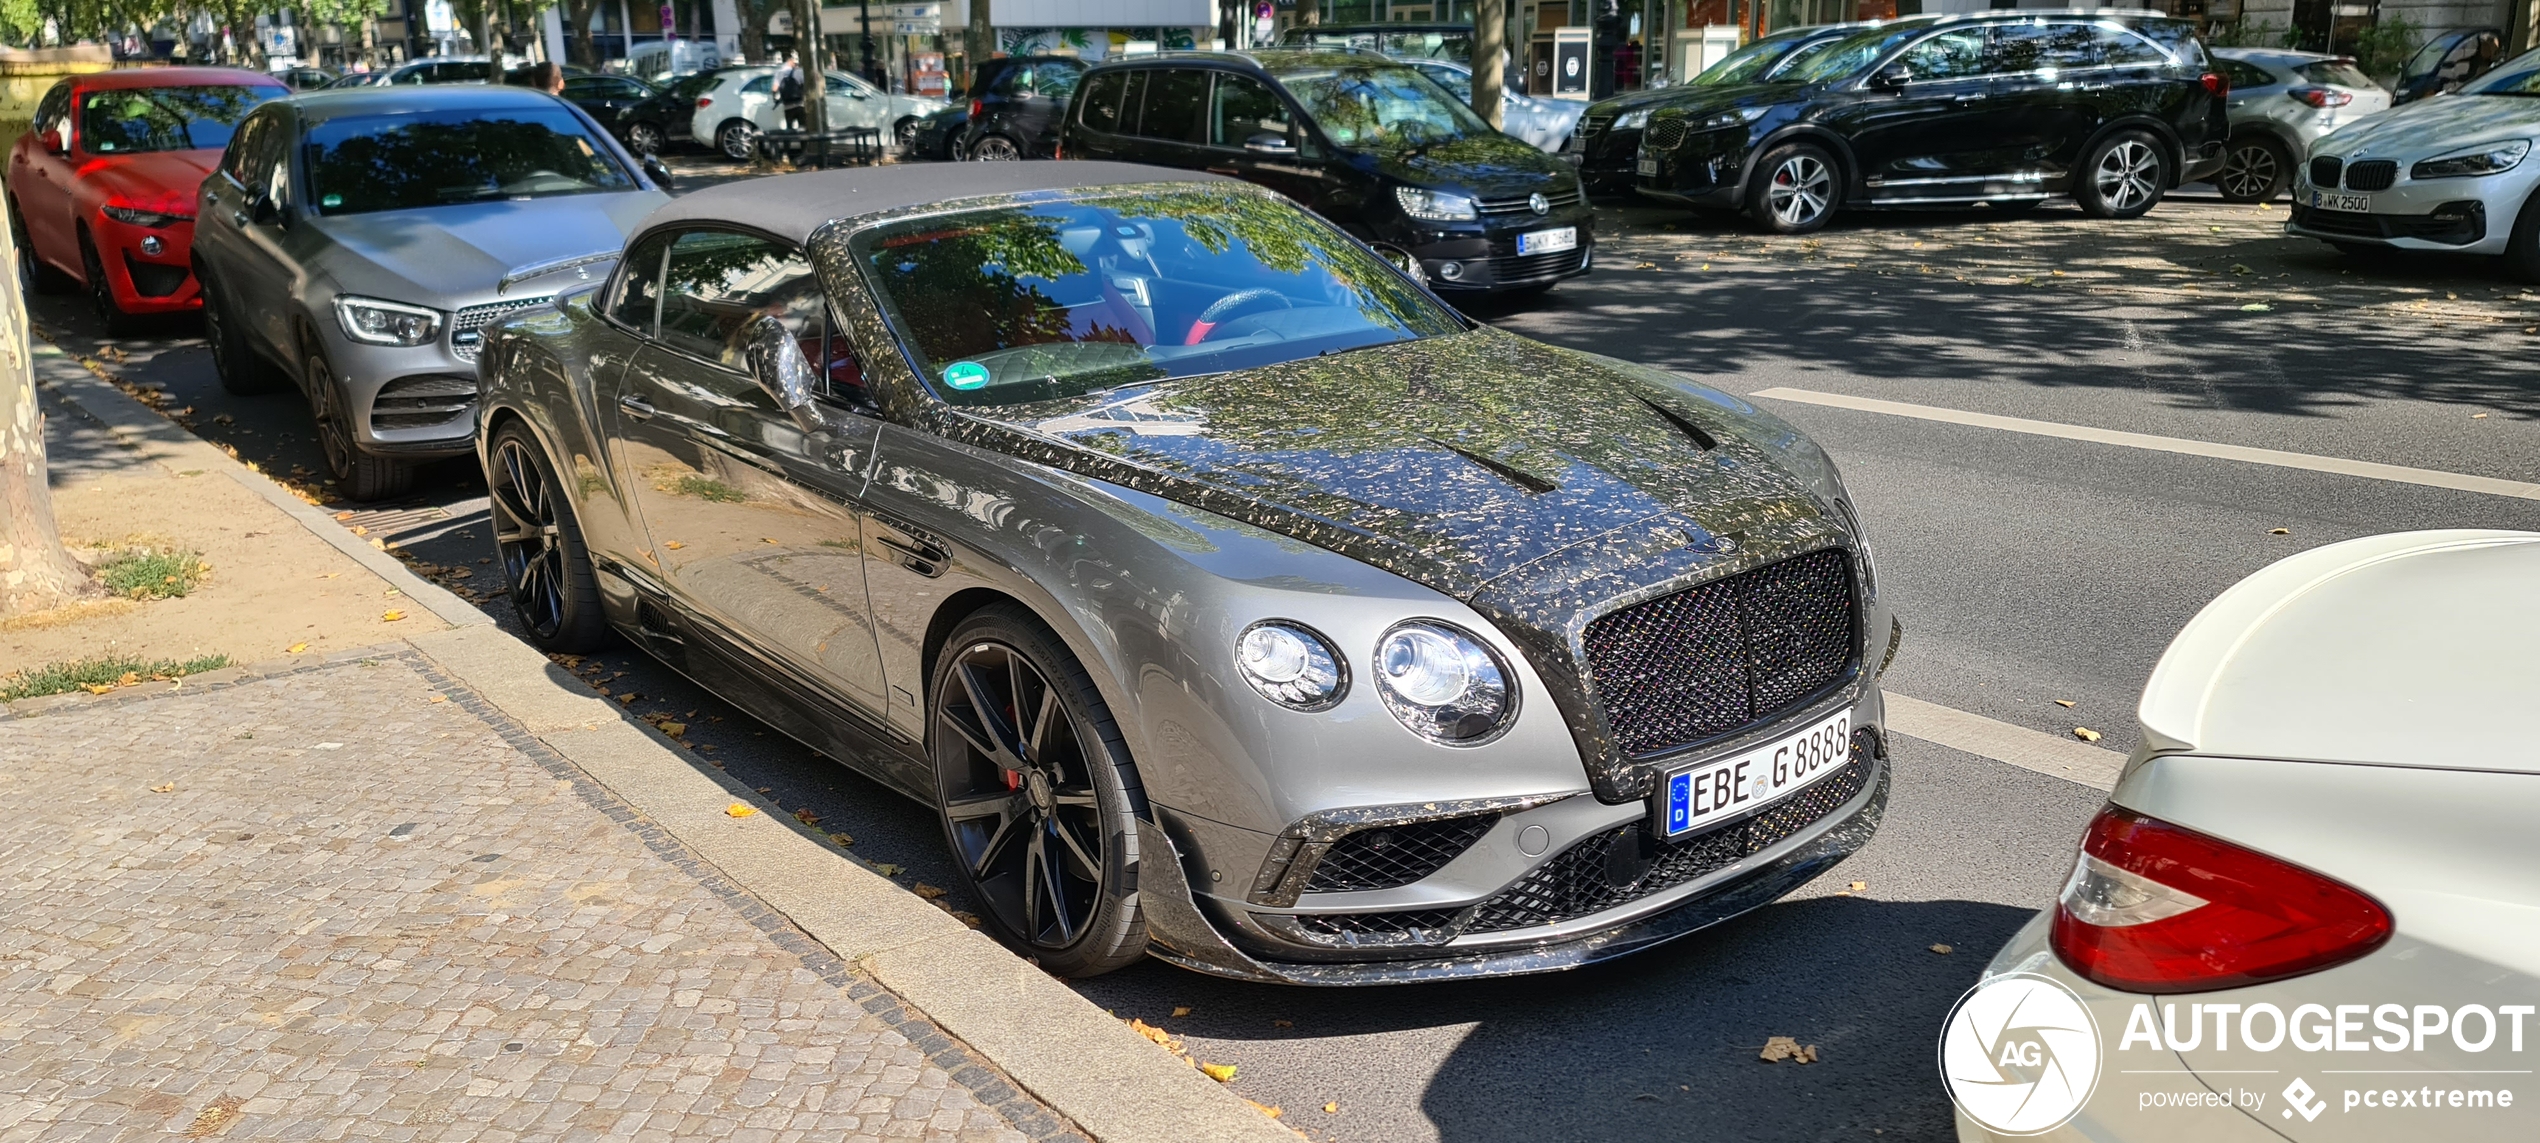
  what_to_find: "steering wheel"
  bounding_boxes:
[1183,288,1294,345]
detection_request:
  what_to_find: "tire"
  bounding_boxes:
[893,116,920,148]
[485,420,611,651]
[2215,135,2291,204]
[301,330,412,502]
[928,604,1148,978]
[716,118,761,161]
[8,196,73,295]
[2502,187,2540,283]
[968,133,1022,161]
[2076,130,2169,219]
[624,120,665,155]
[79,230,136,337]
[199,266,288,395]
[1746,141,1839,235]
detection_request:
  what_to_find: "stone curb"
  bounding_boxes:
[28,338,1297,1143]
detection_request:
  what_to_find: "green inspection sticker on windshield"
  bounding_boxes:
[322,193,342,208]
[942,361,990,391]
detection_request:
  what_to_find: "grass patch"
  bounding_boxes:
[0,654,234,701]
[97,547,211,600]
[671,475,746,503]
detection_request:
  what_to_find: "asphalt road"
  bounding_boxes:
[35,185,2540,1143]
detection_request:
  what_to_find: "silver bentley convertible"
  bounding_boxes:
[473,162,1900,983]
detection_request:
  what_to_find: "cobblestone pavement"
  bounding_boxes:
[0,651,1078,1143]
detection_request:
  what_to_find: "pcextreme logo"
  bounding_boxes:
[1939,973,2103,1135]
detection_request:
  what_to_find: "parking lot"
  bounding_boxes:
[35,179,2540,1140]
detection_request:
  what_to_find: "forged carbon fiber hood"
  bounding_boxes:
[938,326,1842,605]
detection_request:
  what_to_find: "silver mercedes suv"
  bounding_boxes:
[193,84,671,499]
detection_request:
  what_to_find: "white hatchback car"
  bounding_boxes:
[1957,530,2540,1142]
[2289,46,2540,277]
[687,66,944,159]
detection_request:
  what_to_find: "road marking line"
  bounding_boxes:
[1751,387,2540,502]
[1886,693,2126,791]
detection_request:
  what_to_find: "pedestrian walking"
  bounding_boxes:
[778,54,806,130]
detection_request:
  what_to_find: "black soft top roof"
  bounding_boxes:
[632,161,1234,246]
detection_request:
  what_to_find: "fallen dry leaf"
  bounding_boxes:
[2270,528,2292,535]
[350,525,368,536]
[827,832,855,847]
[2239,302,2272,312]
[426,694,448,704]
[872,862,904,877]
[381,609,406,622]
[1930,944,1954,955]
[2052,699,2075,708]
[1243,1099,1281,1118]
[286,642,309,654]
[950,910,982,929]
[724,803,757,818]
[1849,881,1867,892]
[82,684,114,695]
[1201,1062,1239,1083]
[1759,1036,1819,1064]
[913,882,948,900]
[1324,1102,1339,1114]
[664,540,686,550]
[2073,727,2103,743]
[1127,1018,1182,1053]
[1272,1019,1293,1029]
[150,782,174,793]
[2473,412,2490,419]
[1172,1005,1193,1018]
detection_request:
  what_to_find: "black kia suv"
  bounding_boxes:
[1060,50,1591,296]
[1571,21,1871,197]
[1634,11,2228,233]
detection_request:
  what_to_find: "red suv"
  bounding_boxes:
[7,67,284,332]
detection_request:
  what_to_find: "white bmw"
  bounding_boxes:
[2289,47,2540,278]
[1956,530,2540,1142]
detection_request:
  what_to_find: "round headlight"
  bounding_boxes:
[1235,621,1345,711]
[1374,621,1513,744]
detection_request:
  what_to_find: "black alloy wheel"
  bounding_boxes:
[625,120,665,155]
[967,133,1023,161]
[200,267,287,394]
[300,332,413,501]
[930,606,1148,978]
[79,231,136,336]
[486,422,610,650]
[2216,136,2291,204]
[1748,140,1838,235]
[2076,130,2169,219]
[9,197,72,294]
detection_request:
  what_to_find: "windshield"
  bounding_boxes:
[2295,59,2377,88]
[2461,47,2540,94]
[78,85,279,154]
[303,109,636,215]
[853,189,1462,407]
[1277,64,1494,151]
[1781,25,1928,84]
[667,71,722,100]
[1283,29,1472,62]
[1691,34,1821,85]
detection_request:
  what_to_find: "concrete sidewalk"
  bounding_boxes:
[4,342,1298,1143]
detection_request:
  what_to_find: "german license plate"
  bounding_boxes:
[1636,156,1659,176]
[2310,189,2371,213]
[1518,226,1577,255]
[1657,709,1853,838]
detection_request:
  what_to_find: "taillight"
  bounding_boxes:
[696,96,712,109]
[2050,806,2391,994]
[2289,86,2355,108]
[2201,71,2228,97]
[970,98,984,118]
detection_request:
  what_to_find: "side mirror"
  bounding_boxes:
[250,193,281,225]
[641,154,674,190]
[36,128,64,155]
[743,315,829,434]
[1870,64,1911,91]
[1244,131,1297,155]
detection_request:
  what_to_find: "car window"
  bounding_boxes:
[219,107,267,181]
[1413,63,1473,102]
[742,74,774,94]
[1782,24,1935,84]
[1078,70,1130,130]
[2218,59,2276,89]
[565,77,604,96]
[33,81,71,145]
[78,85,279,154]
[2293,59,2372,88]
[302,108,635,215]
[1277,63,1495,151]
[851,186,1462,407]
[1139,69,1210,143]
[1037,61,1085,100]
[2459,47,2540,94]
[1211,74,1294,147]
[613,232,673,333]
[1897,28,1988,81]
[656,230,826,370]
[1690,32,1814,86]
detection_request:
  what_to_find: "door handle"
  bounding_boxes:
[617,393,656,419]
[230,211,249,226]
[1952,93,1987,102]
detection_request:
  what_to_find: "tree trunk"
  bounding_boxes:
[1472,0,1505,129]
[0,205,93,619]
[564,0,602,66]
[736,0,766,62]
[966,0,991,90]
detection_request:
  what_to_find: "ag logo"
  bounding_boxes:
[1939,972,2102,1135]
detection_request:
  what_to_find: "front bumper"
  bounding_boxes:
[312,291,557,457]
[1138,692,1890,985]
[90,215,202,314]
[1403,211,1598,293]
[2284,169,2528,255]
[1634,126,1756,210]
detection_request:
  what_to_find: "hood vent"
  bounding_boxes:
[1439,439,1558,495]
[1635,395,1717,451]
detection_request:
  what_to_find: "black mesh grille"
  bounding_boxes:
[1582,548,1856,758]
[2311,156,2343,188]
[1487,241,1589,285]
[1645,117,1689,151]
[1293,908,1464,939]
[1465,740,1873,935]
[370,374,478,431]
[1305,814,1499,893]
[121,254,189,298]
[2343,160,2397,191]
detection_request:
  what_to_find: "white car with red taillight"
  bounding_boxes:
[1959,530,2540,1143]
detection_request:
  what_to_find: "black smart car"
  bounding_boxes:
[1635,11,2227,234]
[611,69,729,155]
[961,55,1087,160]
[1572,21,1871,197]
[1061,50,1591,296]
